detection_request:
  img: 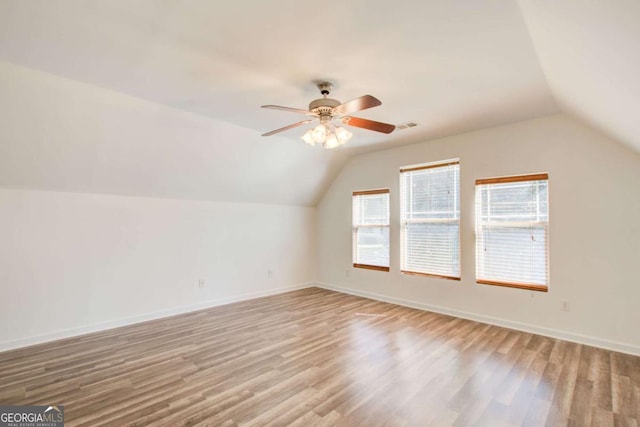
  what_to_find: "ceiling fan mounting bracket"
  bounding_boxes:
[316,81,333,96]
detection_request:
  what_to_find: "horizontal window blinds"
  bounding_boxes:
[352,189,390,270]
[400,162,460,279]
[475,174,549,290]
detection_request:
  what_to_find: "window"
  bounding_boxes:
[475,173,549,292]
[352,189,390,271]
[400,160,460,279]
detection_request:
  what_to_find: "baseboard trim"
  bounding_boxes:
[0,283,314,353]
[316,282,640,356]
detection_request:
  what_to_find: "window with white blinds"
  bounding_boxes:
[352,189,390,271]
[475,174,549,292]
[400,161,460,279]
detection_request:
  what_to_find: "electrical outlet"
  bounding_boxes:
[198,279,205,289]
[561,300,570,311]
[268,270,273,279]
[345,269,350,277]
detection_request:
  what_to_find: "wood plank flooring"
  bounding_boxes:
[0,287,639,426]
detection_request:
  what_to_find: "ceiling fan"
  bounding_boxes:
[261,82,395,149]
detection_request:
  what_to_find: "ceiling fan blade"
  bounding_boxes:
[333,95,382,115]
[261,105,317,116]
[342,116,396,134]
[262,119,315,136]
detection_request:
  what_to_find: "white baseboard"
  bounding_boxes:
[316,282,640,357]
[0,283,314,353]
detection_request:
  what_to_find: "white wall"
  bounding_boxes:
[0,60,344,207]
[0,189,315,350]
[317,114,640,355]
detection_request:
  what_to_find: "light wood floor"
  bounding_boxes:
[1,288,639,426]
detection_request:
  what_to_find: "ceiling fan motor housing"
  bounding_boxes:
[309,98,340,116]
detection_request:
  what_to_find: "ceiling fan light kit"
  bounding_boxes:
[302,121,353,148]
[261,82,395,149]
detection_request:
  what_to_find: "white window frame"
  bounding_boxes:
[400,160,461,280]
[475,173,550,292]
[352,189,390,271]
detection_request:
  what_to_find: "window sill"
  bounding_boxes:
[353,263,390,272]
[401,270,461,281]
[477,279,548,292]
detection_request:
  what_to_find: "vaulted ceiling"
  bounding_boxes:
[518,0,640,155]
[0,1,637,206]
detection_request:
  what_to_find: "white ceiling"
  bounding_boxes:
[0,1,636,205]
[518,0,640,154]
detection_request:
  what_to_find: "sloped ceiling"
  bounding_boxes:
[1,1,635,206]
[518,0,640,154]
